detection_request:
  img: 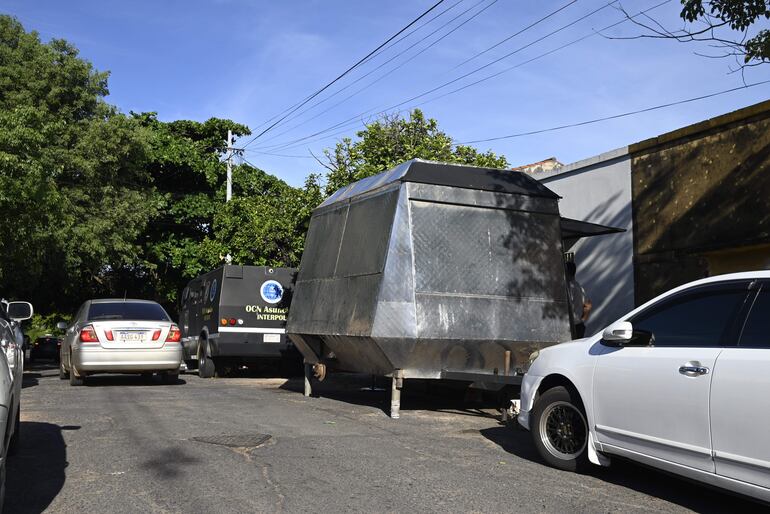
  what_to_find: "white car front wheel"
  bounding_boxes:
[531,385,589,472]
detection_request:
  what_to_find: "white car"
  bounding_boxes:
[59,299,183,385]
[519,271,770,503]
[0,301,32,505]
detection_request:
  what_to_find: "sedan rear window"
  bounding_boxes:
[87,302,170,321]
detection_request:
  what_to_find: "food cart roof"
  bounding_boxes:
[320,159,560,208]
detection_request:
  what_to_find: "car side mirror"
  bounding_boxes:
[56,321,68,330]
[601,321,634,346]
[7,301,33,321]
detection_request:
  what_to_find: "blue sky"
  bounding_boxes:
[7,0,770,186]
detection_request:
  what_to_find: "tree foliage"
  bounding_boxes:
[129,113,251,304]
[615,0,770,68]
[323,109,508,194]
[1,15,509,325]
[0,16,155,311]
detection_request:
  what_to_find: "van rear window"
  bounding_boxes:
[88,302,170,321]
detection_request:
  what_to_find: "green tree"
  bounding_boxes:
[130,115,321,308]
[211,167,323,269]
[322,109,508,194]
[129,113,251,306]
[0,15,320,324]
[0,15,155,312]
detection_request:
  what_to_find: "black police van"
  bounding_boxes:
[179,265,298,377]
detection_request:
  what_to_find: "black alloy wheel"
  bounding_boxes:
[531,385,589,472]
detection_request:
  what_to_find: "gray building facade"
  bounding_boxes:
[536,147,634,335]
[527,99,770,335]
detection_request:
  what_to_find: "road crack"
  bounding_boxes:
[260,462,285,513]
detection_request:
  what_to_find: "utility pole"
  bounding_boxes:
[223,130,243,265]
[226,129,233,202]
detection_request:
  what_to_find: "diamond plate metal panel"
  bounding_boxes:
[415,294,569,342]
[336,189,398,277]
[298,206,347,281]
[372,184,418,339]
[411,201,566,300]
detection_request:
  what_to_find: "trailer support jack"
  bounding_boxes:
[390,369,404,419]
[303,361,313,397]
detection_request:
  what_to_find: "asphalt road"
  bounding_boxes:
[5,362,764,513]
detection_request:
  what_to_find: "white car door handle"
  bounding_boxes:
[679,365,709,376]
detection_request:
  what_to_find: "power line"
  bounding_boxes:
[255,0,623,153]
[255,0,495,147]
[451,0,578,70]
[245,150,315,159]
[241,0,449,149]
[459,79,770,144]
[249,0,468,136]
[352,0,467,69]
[413,0,672,111]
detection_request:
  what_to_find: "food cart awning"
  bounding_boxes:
[560,217,625,249]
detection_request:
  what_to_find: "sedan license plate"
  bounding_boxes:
[118,331,145,342]
[263,333,281,343]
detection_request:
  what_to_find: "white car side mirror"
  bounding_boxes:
[56,321,68,330]
[7,301,33,321]
[602,321,634,343]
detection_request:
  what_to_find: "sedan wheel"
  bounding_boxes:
[531,386,589,471]
[69,356,84,386]
[59,357,69,380]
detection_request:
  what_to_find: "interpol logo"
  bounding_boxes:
[209,279,218,302]
[260,280,283,304]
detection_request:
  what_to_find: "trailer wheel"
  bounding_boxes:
[531,385,589,472]
[198,340,215,379]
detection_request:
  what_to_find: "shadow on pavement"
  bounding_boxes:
[140,447,201,480]
[5,422,77,513]
[21,373,40,389]
[83,375,187,387]
[21,362,58,389]
[480,425,766,513]
[280,373,500,419]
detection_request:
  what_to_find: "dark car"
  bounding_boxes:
[30,336,61,363]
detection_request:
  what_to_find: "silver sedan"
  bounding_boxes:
[58,299,183,385]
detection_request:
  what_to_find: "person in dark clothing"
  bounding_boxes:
[566,261,592,339]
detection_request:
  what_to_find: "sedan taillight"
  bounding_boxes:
[166,325,181,343]
[79,325,99,343]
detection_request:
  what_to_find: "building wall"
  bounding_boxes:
[630,101,770,304]
[538,147,634,335]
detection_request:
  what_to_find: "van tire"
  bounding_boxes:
[198,341,215,379]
